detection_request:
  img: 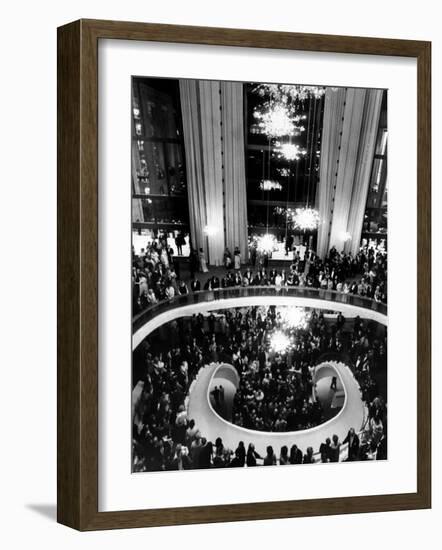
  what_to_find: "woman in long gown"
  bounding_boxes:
[199,247,208,273]
[233,246,241,270]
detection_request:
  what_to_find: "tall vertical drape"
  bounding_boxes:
[221,81,249,261]
[317,87,383,257]
[180,79,248,266]
[328,88,367,251]
[345,89,383,255]
[179,80,208,256]
[316,87,347,258]
[199,81,225,266]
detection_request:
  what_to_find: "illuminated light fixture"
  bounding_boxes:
[290,207,320,231]
[256,233,277,253]
[144,187,151,195]
[341,231,352,242]
[253,84,326,103]
[259,179,282,191]
[278,168,291,177]
[256,105,293,137]
[203,225,219,237]
[254,105,304,138]
[279,306,309,330]
[269,330,292,354]
[276,142,307,161]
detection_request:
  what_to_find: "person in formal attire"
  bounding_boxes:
[370,414,384,446]
[249,242,257,267]
[223,247,233,269]
[174,405,188,445]
[198,439,213,469]
[188,248,199,279]
[376,433,387,460]
[177,279,189,295]
[289,444,303,464]
[285,233,294,256]
[233,246,241,270]
[234,441,246,467]
[246,443,262,467]
[279,445,290,465]
[190,432,203,465]
[175,231,185,256]
[165,282,175,300]
[190,278,201,292]
[211,386,221,410]
[263,445,276,466]
[169,444,192,470]
[319,437,331,463]
[303,447,314,464]
[329,434,341,462]
[343,427,360,461]
[199,248,208,273]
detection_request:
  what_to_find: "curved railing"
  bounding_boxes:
[133,286,387,333]
[186,361,367,463]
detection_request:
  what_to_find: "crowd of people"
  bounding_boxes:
[132,304,387,472]
[231,307,326,432]
[132,236,388,316]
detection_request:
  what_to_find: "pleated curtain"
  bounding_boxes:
[328,88,367,251]
[316,87,347,258]
[345,89,383,255]
[180,79,248,266]
[179,80,208,256]
[199,81,225,266]
[317,87,383,257]
[221,81,249,262]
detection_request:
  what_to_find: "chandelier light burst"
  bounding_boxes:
[256,233,277,253]
[278,168,291,177]
[279,307,309,330]
[259,179,282,191]
[290,207,320,231]
[254,105,298,138]
[253,84,326,103]
[276,142,307,161]
[269,330,292,354]
[251,84,325,139]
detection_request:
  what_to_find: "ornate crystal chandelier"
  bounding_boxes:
[253,84,326,103]
[259,179,282,191]
[253,104,305,138]
[278,306,309,330]
[256,233,277,253]
[278,168,291,177]
[269,330,292,354]
[290,207,320,231]
[276,142,307,161]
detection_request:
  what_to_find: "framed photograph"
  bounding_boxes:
[57,19,431,530]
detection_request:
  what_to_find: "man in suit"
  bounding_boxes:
[190,278,201,292]
[211,386,221,410]
[343,427,360,461]
[319,437,332,462]
[289,444,303,464]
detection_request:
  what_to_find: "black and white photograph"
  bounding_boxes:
[131,77,388,473]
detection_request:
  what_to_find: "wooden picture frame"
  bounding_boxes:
[57,19,431,531]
